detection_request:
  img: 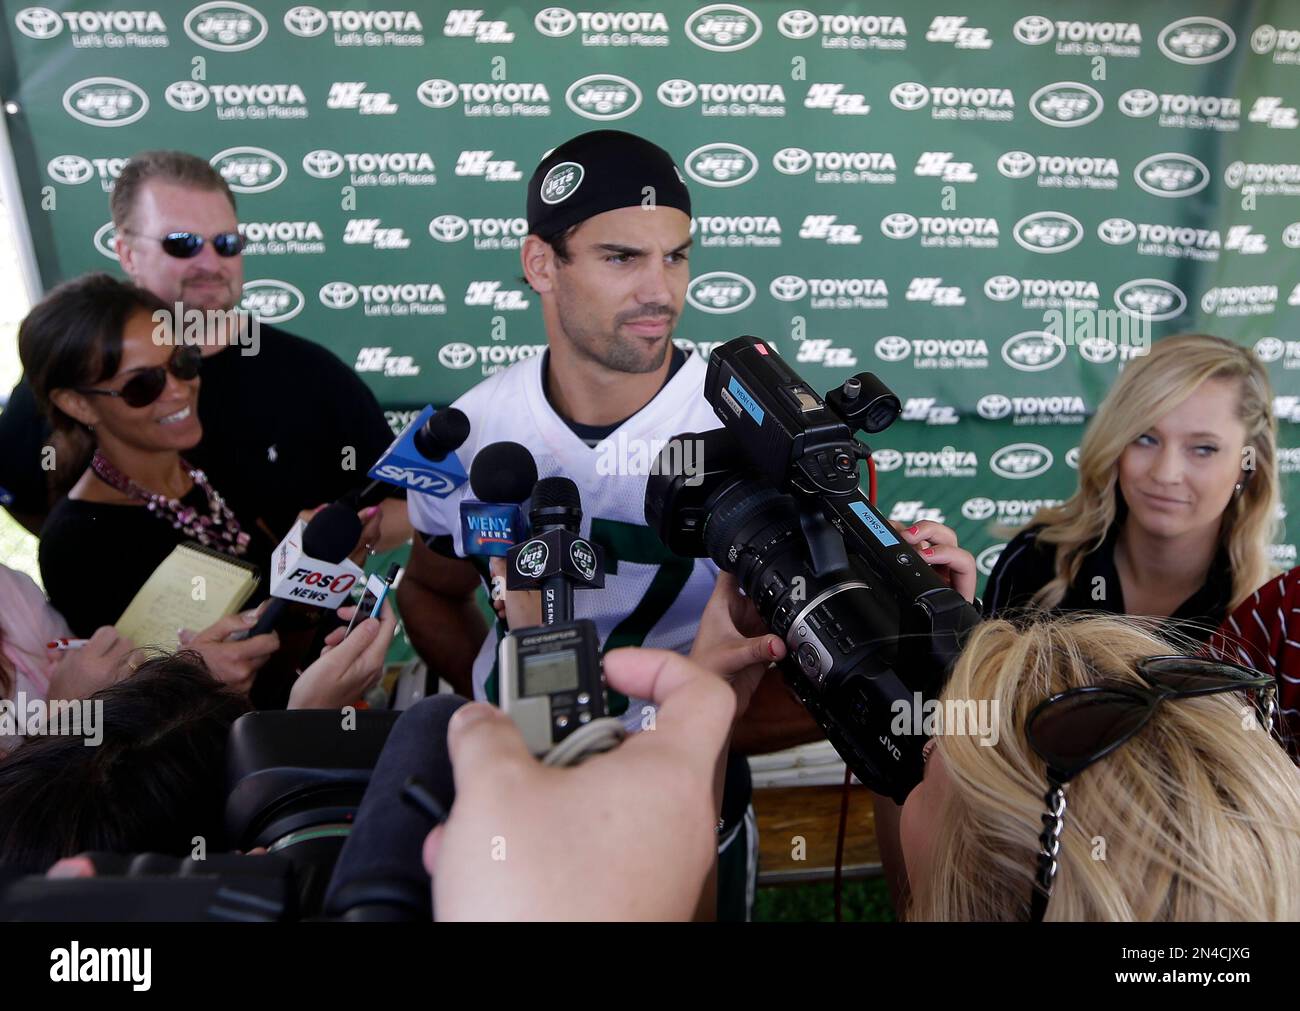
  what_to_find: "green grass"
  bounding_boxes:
[754,878,895,922]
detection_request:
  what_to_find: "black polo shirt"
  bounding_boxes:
[982,523,1234,645]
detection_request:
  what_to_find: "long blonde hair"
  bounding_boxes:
[908,615,1300,921]
[1029,333,1277,612]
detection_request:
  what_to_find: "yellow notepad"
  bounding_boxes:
[115,543,261,652]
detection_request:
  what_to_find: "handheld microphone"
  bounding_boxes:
[246,503,364,639]
[506,477,604,625]
[367,407,471,499]
[459,441,538,557]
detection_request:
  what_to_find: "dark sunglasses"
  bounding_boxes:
[77,345,202,409]
[124,228,244,259]
[1023,654,1275,922]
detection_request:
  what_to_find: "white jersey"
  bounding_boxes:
[408,350,722,729]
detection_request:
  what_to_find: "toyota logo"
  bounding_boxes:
[773,147,812,174]
[47,155,94,185]
[283,5,327,36]
[777,9,818,39]
[534,7,576,37]
[93,221,119,260]
[319,281,359,309]
[1118,88,1159,117]
[875,336,911,362]
[302,149,343,178]
[1283,222,1300,249]
[15,6,62,38]
[428,215,469,242]
[417,79,459,109]
[997,151,1036,179]
[1013,15,1053,45]
[872,449,903,471]
[963,497,997,521]
[1065,447,1080,469]
[890,82,929,110]
[1098,218,1137,244]
[769,275,808,301]
[1078,338,1118,364]
[438,342,477,370]
[984,275,1021,301]
[657,79,698,108]
[977,395,1012,420]
[1254,337,1285,363]
[880,213,918,240]
[165,81,210,112]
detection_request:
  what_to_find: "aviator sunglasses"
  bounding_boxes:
[76,345,203,409]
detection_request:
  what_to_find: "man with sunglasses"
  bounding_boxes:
[0,149,409,555]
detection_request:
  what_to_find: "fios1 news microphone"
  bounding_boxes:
[245,504,365,639]
[367,406,470,498]
[459,441,539,557]
[506,477,604,625]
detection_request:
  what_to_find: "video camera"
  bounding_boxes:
[646,336,981,802]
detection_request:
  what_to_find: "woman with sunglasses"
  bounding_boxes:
[982,333,1279,644]
[901,614,1300,920]
[20,273,278,650]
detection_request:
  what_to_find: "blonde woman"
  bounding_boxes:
[983,333,1278,644]
[901,615,1300,920]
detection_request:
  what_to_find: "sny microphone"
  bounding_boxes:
[459,441,538,557]
[506,477,604,625]
[367,406,471,499]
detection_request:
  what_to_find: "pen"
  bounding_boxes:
[47,638,89,651]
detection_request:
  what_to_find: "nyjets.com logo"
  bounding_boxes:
[1001,331,1067,372]
[211,146,286,193]
[1029,81,1103,127]
[997,150,1116,190]
[1117,89,1240,131]
[284,6,425,45]
[926,16,990,49]
[1114,279,1187,322]
[326,82,397,114]
[990,443,1053,480]
[240,279,304,324]
[1224,161,1300,197]
[686,272,756,313]
[906,277,965,306]
[795,338,857,368]
[17,7,169,46]
[1013,211,1083,254]
[355,346,420,376]
[1134,153,1210,198]
[1097,218,1232,261]
[1158,16,1235,64]
[658,81,786,117]
[977,393,1085,426]
[342,218,410,250]
[772,147,897,183]
[779,11,907,51]
[691,215,782,249]
[874,335,989,370]
[302,149,436,187]
[799,214,861,245]
[1202,285,1278,318]
[882,213,999,249]
[901,397,959,424]
[914,152,977,183]
[418,80,551,116]
[685,4,762,52]
[93,221,118,260]
[63,77,149,127]
[965,498,1062,529]
[567,75,641,120]
[534,8,670,46]
[1285,222,1300,250]
[320,281,447,317]
[454,150,522,182]
[165,82,308,120]
[443,8,512,42]
[438,341,548,377]
[685,143,758,187]
[1252,24,1300,65]
[464,281,530,311]
[770,275,888,309]
[975,543,1004,575]
[803,83,870,115]
[430,215,528,250]
[1249,97,1299,130]
[48,154,127,192]
[185,2,266,51]
[890,82,1014,122]
[239,219,325,255]
[1012,15,1140,57]
[984,275,1100,310]
[888,500,946,526]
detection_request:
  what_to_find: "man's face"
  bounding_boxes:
[116,180,243,312]
[548,206,692,375]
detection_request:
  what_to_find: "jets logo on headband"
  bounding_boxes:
[540,161,584,204]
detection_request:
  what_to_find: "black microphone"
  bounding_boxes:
[530,477,582,624]
[322,694,468,921]
[460,441,539,557]
[345,407,472,509]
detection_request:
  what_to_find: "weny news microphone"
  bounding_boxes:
[367,406,471,498]
[506,477,605,625]
[459,441,539,557]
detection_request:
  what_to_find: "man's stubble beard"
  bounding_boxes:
[553,286,674,376]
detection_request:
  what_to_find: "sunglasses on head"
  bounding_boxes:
[76,345,203,409]
[124,228,244,259]
[1023,654,1275,922]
